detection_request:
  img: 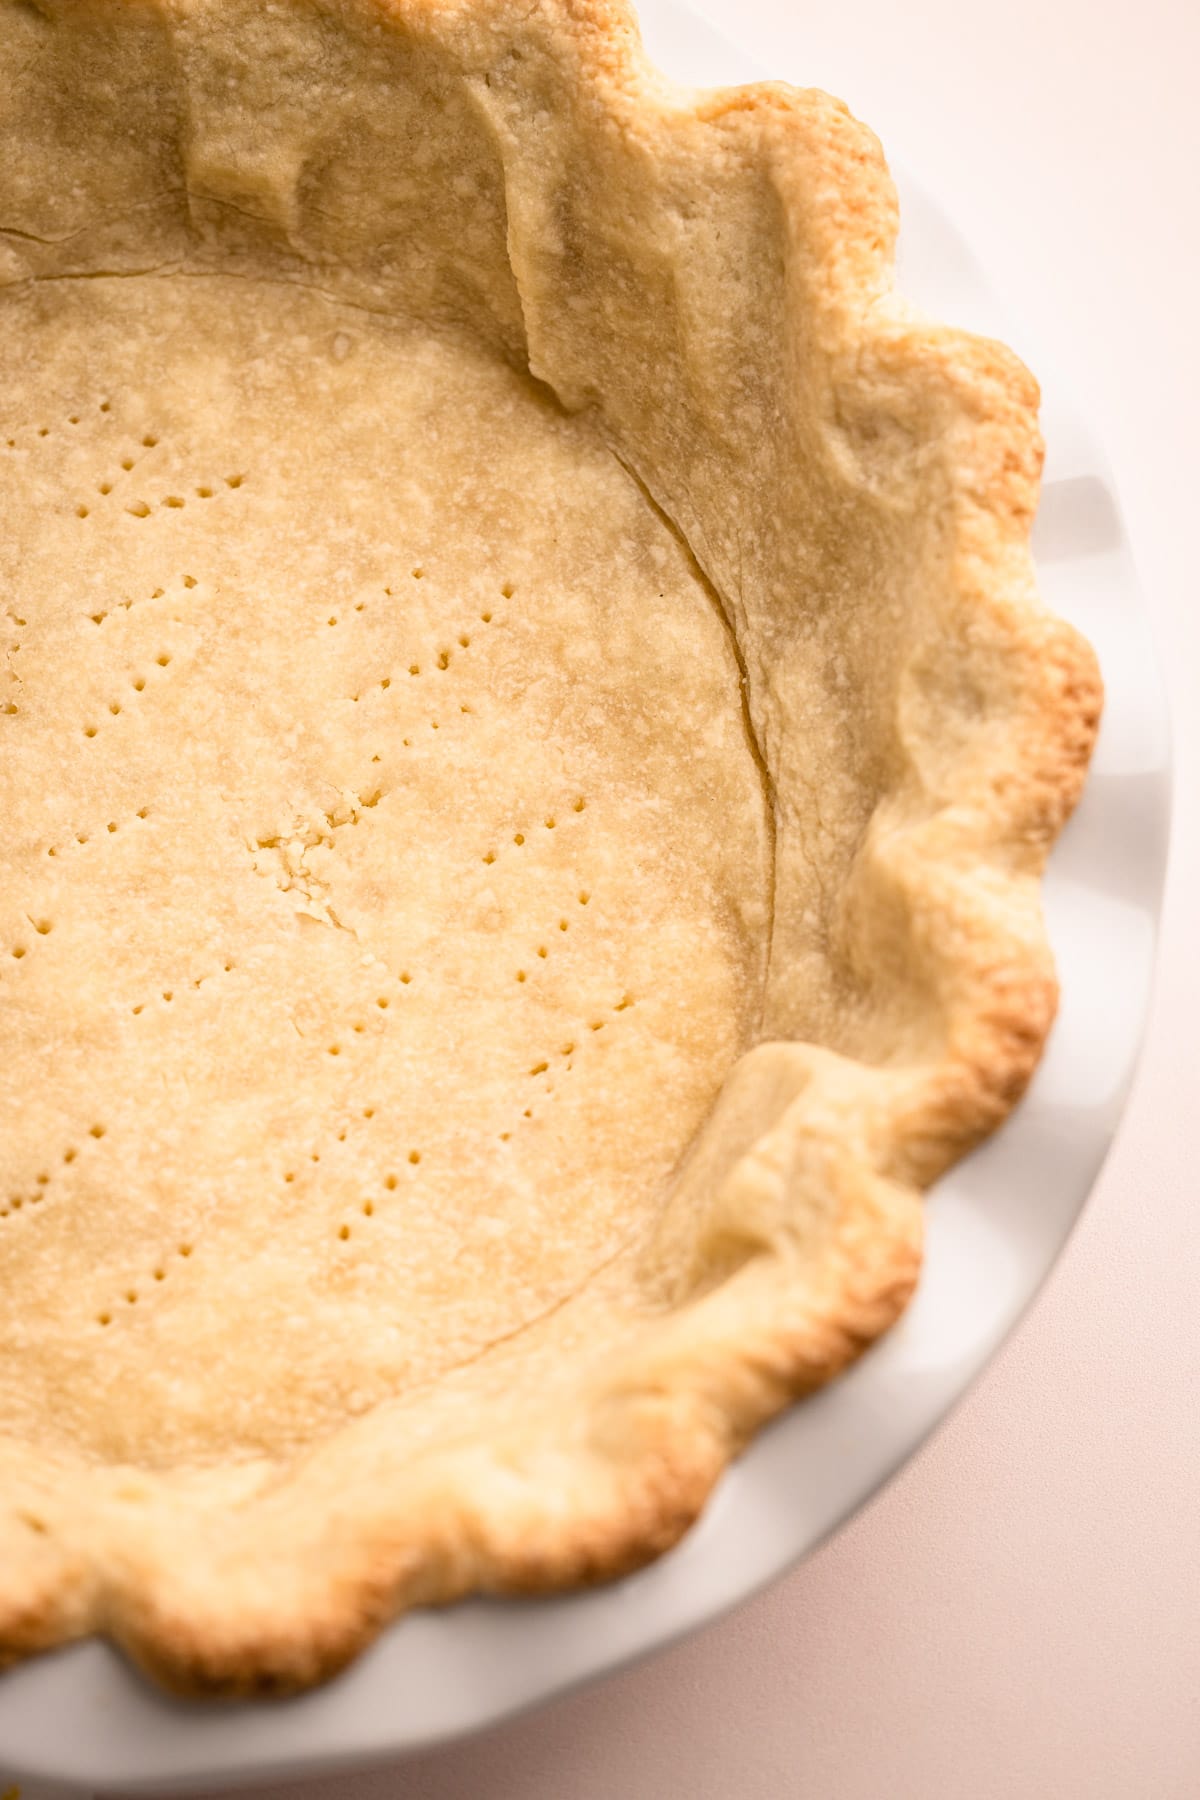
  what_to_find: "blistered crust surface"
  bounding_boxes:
[0,0,1100,1693]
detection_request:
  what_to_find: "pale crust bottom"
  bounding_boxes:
[0,272,769,1465]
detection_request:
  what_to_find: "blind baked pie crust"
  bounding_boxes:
[0,0,1099,1694]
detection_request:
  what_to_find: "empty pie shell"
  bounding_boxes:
[0,0,1100,1695]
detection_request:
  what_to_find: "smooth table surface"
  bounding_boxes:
[141,0,1197,1793]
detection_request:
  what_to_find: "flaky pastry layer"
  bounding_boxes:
[0,0,1100,1694]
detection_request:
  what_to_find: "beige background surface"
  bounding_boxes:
[196,0,1198,1793]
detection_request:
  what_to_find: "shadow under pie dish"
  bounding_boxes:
[0,0,1101,1699]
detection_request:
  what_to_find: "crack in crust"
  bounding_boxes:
[0,0,1101,1695]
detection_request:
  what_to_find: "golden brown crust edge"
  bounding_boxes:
[0,0,1101,1694]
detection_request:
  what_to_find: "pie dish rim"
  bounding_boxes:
[0,0,1159,1747]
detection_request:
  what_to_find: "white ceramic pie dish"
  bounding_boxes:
[0,0,1169,1789]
